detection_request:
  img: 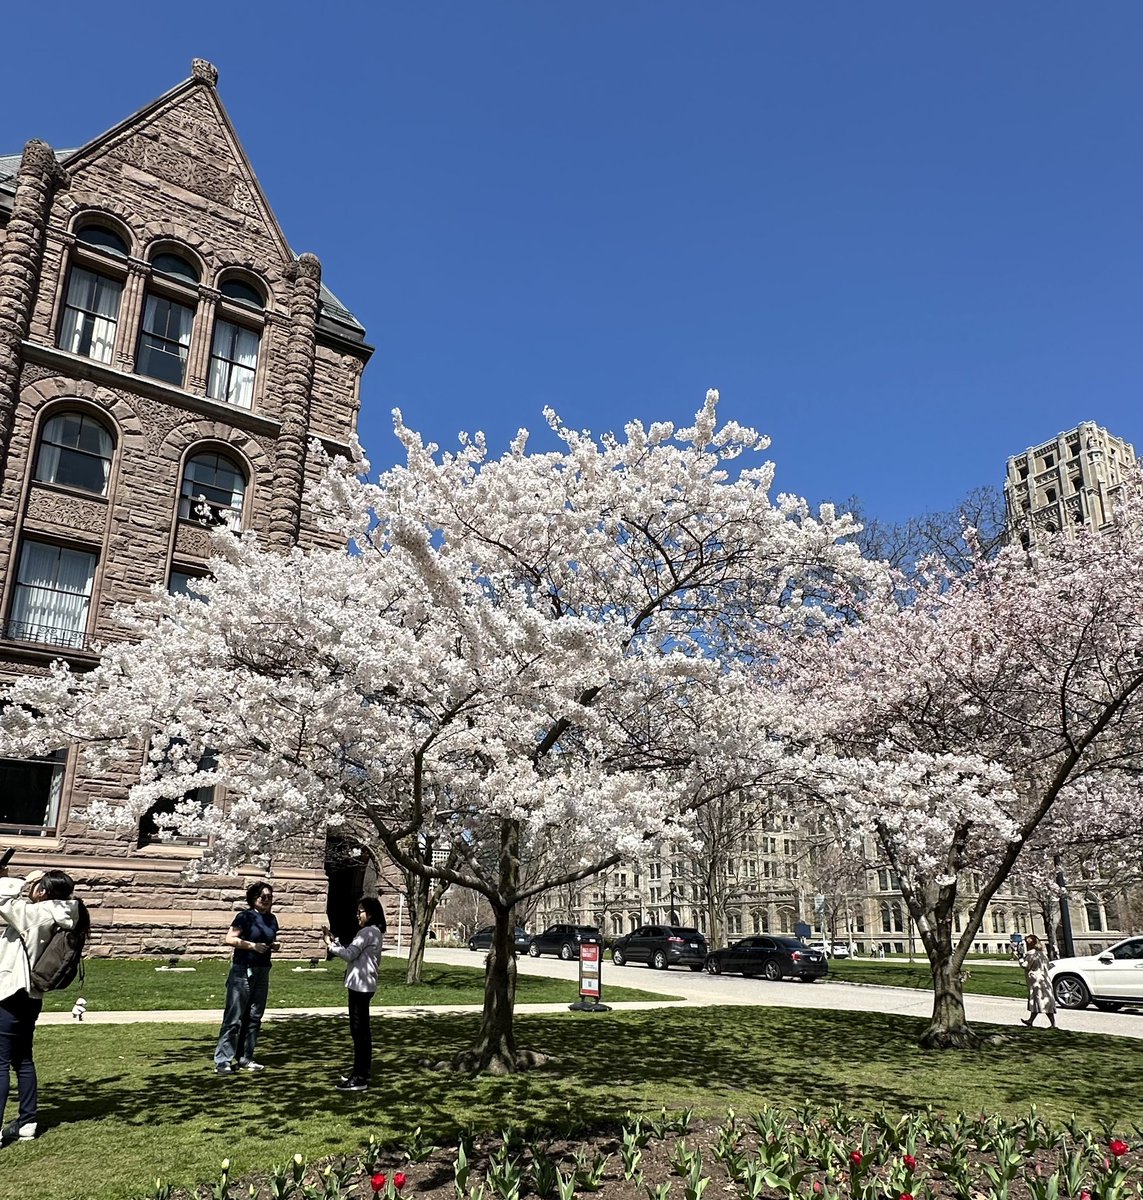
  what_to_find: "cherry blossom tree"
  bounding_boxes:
[0,391,867,1073]
[783,496,1143,1047]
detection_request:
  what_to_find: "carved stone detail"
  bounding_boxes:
[25,486,108,535]
[191,59,219,87]
[174,522,213,559]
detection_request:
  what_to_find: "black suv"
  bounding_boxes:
[468,925,532,953]
[611,924,709,971]
[527,924,602,960]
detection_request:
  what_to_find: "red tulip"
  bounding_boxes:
[395,1173,408,1190]
[850,1151,863,1166]
[900,1193,914,1200]
[903,1155,917,1172]
[813,1183,823,1195]
[372,1173,387,1194]
[1109,1140,1129,1157]
[1079,1190,1091,1200]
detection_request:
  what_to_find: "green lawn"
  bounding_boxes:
[5,1006,1141,1200]
[829,958,1029,998]
[42,956,675,1012]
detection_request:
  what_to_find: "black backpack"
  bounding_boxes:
[22,899,89,992]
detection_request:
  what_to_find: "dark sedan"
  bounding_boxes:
[704,935,828,981]
[527,923,602,960]
[612,924,709,971]
[468,925,532,953]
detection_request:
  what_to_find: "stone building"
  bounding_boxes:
[0,61,376,954]
[1004,422,1137,547]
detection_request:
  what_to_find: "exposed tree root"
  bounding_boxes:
[426,1047,554,1074]
[919,1022,982,1050]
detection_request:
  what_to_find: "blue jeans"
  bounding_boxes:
[214,964,270,1066]
[0,990,43,1128]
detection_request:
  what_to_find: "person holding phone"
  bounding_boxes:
[0,863,84,1143]
[321,896,385,1092]
[212,882,280,1074]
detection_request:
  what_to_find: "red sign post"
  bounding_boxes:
[569,941,611,1012]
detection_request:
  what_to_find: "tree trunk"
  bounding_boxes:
[405,882,434,984]
[919,935,980,1049]
[472,903,521,1073]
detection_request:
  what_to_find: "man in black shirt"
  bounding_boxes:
[212,881,280,1074]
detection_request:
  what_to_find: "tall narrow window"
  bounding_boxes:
[9,541,96,649]
[58,268,122,364]
[137,294,194,386]
[34,412,114,496]
[0,750,67,835]
[207,319,259,409]
[179,452,247,526]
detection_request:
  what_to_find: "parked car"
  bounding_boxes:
[468,925,532,953]
[807,940,851,960]
[527,924,603,960]
[611,925,709,971]
[705,935,828,981]
[1048,935,1143,1011]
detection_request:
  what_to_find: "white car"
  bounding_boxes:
[1048,935,1143,1011]
[806,940,851,959]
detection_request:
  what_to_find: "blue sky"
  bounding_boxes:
[4,4,1142,523]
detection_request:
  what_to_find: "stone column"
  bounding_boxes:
[0,139,69,470]
[268,253,321,547]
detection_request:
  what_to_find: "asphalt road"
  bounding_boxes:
[425,945,1143,1040]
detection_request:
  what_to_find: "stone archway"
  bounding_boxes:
[324,833,379,945]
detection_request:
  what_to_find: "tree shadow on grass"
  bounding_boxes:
[39,1008,1143,1147]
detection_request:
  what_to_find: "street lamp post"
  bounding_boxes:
[669,881,679,925]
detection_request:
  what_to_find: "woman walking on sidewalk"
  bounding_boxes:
[1017,934,1057,1028]
[322,896,385,1092]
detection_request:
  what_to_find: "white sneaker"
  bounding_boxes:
[1,1120,36,1143]
[238,1060,265,1072]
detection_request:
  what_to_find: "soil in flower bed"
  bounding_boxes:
[154,1104,1141,1200]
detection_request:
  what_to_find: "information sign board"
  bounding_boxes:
[579,942,601,998]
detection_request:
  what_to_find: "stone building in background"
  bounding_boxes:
[0,60,379,954]
[1004,422,1137,547]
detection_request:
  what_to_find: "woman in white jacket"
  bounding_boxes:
[0,867,82,1145]
[321,896,385,1092]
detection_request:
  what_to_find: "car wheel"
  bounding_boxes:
[1093,999,1124,1012]
[763,959,782,982]
[705,956,721,975]
[652,950,668,970]
[527,942,541,958]
[1052,973,1090,1009]
[612,948,626,966]
[468,941,477,951]
[689,963,704,972]
[559,943,575,961]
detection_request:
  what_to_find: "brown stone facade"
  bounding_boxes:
[0,63,380,955]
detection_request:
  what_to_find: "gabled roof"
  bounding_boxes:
[0,63,367,344]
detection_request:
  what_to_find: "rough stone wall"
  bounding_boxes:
[0,67,370,954]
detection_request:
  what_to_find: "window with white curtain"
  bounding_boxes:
[178,451,247,526]
[34,412,114,496]
[58,267,122,364]
[9,541,96,649]
[137,294,194,386]
[207,319,259,409]
[0,750,67,834]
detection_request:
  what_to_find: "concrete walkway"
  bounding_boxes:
[37,946,1143,1040]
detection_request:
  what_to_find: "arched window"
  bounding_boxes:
[59,263,123,364]
[219,276,264,307]
[178,451,247,527]
[151,250,200,284]
[76,224,129,257]
[34,412,114,496]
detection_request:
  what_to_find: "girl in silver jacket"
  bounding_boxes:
[321,895,385,1092]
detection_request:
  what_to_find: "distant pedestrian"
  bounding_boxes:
[1017,933,1056,1028]
[213,881,280,1074]
[0,867,87,1144]
[322,896,385,1092]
